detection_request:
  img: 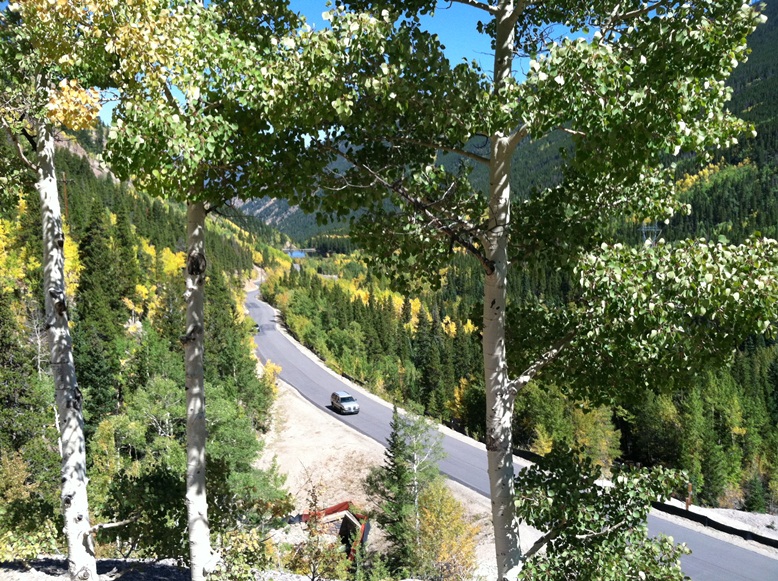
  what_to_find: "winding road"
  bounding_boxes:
[246,289,778,580]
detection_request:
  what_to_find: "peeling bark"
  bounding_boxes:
[184,201,214,581]
[35,120,97,581]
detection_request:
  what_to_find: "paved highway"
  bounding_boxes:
[246,290,778,580]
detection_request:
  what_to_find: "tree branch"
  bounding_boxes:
[522,525,564,560]
[508,0,531,29]
[558,126,586,137]
[393,134,490,165]
[89,515,139,534]
[197,99,224,115]
[521,517,627,563]
[574,519,628,540]
[162,82,185,118]
[600,0,670,39]
[21,126,37,150]
[508,331,575,395]
[3,125,38,172]
[617,1,669,23]
[506,124,528,153]
[330,145,496,274]
[452,0,499,15]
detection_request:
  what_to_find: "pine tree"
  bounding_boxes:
[700,435,729,506]
[76,205,121,332]
[112,197,141,305]
[364,406,444,574]
[0,291,42,450]
[401,296,412,326]
[73,206,123,430]
[743,473,768,513]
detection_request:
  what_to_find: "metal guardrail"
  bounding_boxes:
[651,501,778,549]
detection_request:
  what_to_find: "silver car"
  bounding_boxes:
[331,391,359,414]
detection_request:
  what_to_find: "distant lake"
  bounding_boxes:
[285,250,306,259]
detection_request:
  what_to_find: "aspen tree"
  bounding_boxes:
[1,3,107,577]
[277,2,772,577]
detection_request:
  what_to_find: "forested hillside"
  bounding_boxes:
[262,1,778,512]
[0,141,293,560]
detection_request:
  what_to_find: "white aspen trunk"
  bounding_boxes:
[35,120,98,581]
[484,136,521,581]
[483,3,522,580]
[184,201,214,581]
[412,450,420,546]
[25,298,47,378]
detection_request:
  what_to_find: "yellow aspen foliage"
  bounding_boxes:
[571,406,621,473]
[390,293,404,316]
[410,297,423,328]
[121,298,143,332]
[264,261,291,284]
[268,248,293,266]
[62,223,82,301]
[273,290,291,313]
[15,191,27,217]
[461,319,478,335]
[88,416,147,509]
[17,0,96,26]
[334,277,350,294]
[261,361,282,393]
[88,421,118,503]
[159,247,185,277]
[530,425,554,456]
[351,286,369,305]
[0,220,25,292]
[215,527,278,578]
[143,287,161,324]
[727,396,746,438]
[46,79,101,131]
[0,453,60,562]
[400,296,424,333]
[675,158,750,193]
[441,315,457,338]
[140,238,156,262]
[286,313,312,342]
[18,245,40,283]
[135,283,150,302]
[418,480,478,581]
[446,377,469,422]
[229,286,245,320]
[133,282,160,322]
[0,451,36,503]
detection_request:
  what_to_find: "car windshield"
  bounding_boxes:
[340,396,356,403]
